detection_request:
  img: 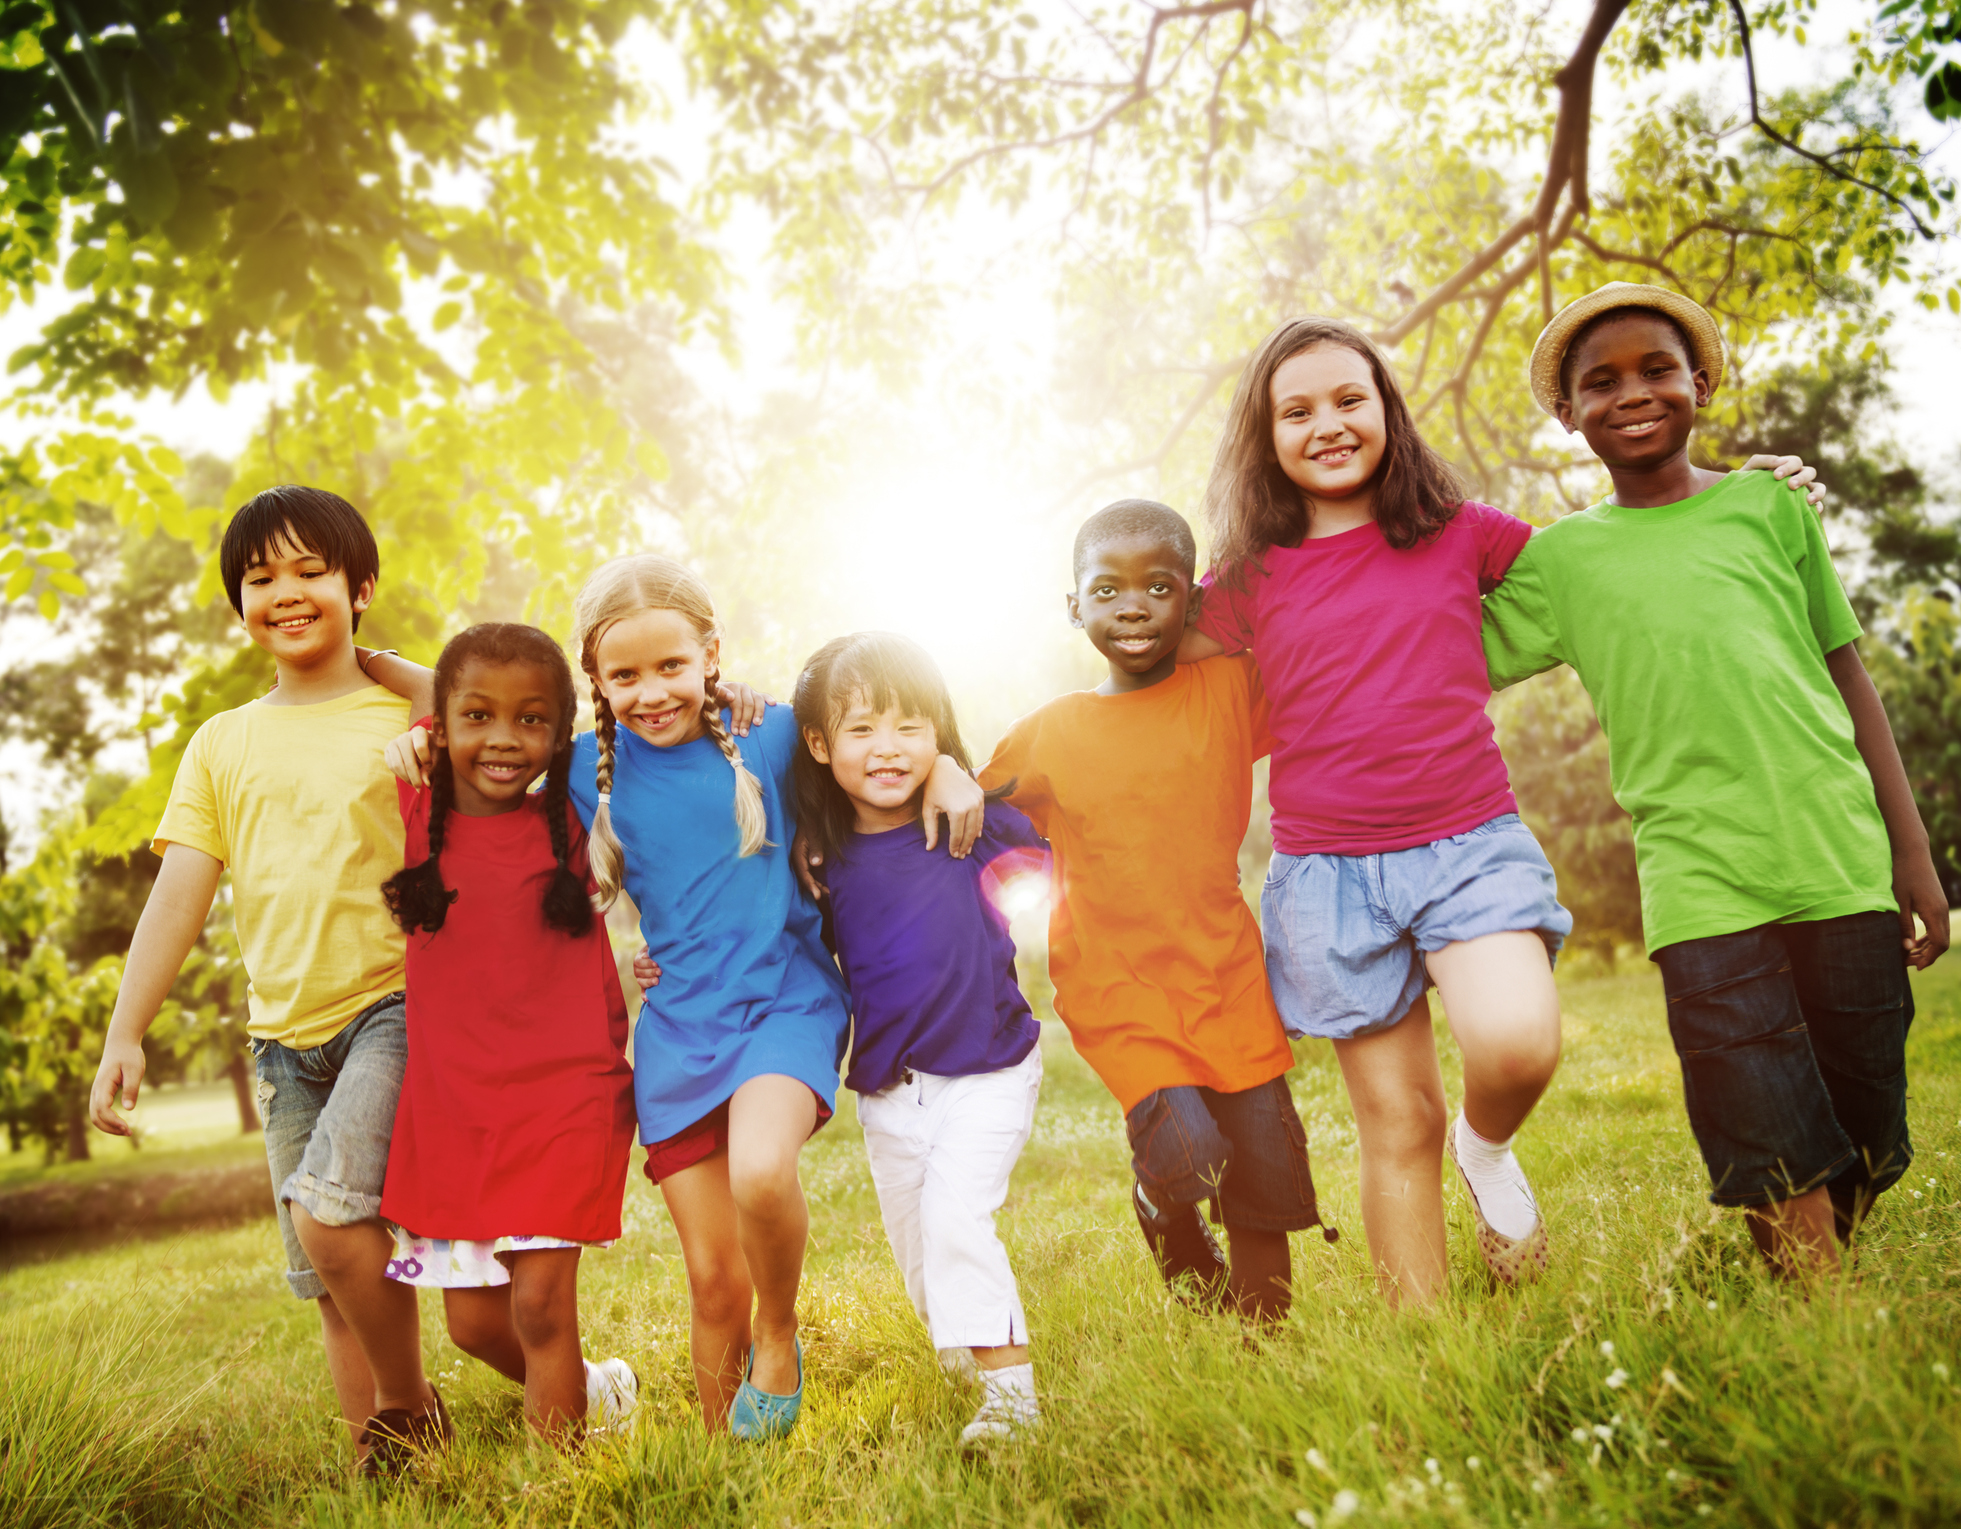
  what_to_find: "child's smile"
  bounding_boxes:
[239,534,371,668]
[1270,344,1386,528]
[806,694,940,834]
[1556,312,1708,478]
[1069,533,1192,695]
[440,658,565,816]
[593,609,715,749]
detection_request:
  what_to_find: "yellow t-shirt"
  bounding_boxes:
[154,685,412,1050]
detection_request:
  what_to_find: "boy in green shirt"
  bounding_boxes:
[1482,283,1948,1277]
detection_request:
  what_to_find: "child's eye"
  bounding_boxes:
[1150,582,1170,595]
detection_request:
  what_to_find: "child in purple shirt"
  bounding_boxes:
[793,631,1049,1448]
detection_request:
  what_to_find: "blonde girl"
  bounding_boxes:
[568,555,978,1439]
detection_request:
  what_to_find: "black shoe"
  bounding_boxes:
[1133,1182,1228,1307]
[358,1385,453,1480]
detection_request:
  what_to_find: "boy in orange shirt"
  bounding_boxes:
[981,500,1333,1320]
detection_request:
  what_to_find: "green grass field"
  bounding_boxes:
[6,962,1960,1527]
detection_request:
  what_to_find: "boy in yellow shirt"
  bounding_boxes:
[88,486,444,1476]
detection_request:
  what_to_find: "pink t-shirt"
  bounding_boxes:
[1196,501,1532,856]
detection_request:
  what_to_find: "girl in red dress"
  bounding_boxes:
[378,623,638,1443]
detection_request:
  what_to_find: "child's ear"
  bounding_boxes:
[702,634,721,678]
[351,574,375,614]
[1065,592,1083,629]
[1691,368,1712,407]
[1554,399,1577,435]
[1183,580,1203,627]
[803,727,832,765]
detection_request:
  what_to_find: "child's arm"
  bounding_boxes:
[1739,454,1825,511]
[357,647,435,717]
[1826,643,1949,969]
[1176,627,1226,664]
[88,844,225,1135]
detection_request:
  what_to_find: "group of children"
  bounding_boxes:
[86,283,1947,1473]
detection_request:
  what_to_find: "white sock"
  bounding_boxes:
[979,1362,1040,1421]
[1454,1114,1540,1241]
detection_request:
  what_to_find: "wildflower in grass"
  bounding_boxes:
[1605,1368,1629,1389]
[1329,1489,1361,1520]
[1933,1362,1951,1382]
[1295,1511,1317,1527]
[1598,1340,1615,1358]
[1306,1448,1334,1478]
[1466,1457,1482,1471]
[1571,1426,1591,1444]
[1877,1308,1891,1322]
[1425,1458,1440,1477]
[1706,1300,1718,1311]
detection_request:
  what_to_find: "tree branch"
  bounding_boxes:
[1725,0,1937,240]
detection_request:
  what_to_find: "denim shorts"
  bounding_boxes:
[249,992,408,1300]
[1652,911,1913,1210]
[1124,1077,1331,1236]
[1262,813,1571,1040]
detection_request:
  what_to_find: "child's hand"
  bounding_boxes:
[89,1037,147,1137]
[1896,852,1951,970]
[631,946,662,990]
[1740,454,1826,511]
[714,680,773,736]
[385,725,434,788]
[791,827,827,901]
[923,755,985,859]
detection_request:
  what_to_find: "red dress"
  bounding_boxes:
[379,781,635,1241]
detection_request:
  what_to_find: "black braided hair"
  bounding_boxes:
[381,622,592,938]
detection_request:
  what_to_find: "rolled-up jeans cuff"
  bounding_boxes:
[286,1267,328,1301]
[282,1169,383,1228]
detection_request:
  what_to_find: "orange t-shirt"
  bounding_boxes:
[979,655,1294,1113]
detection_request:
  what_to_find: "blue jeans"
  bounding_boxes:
[1652,911,1912,1211]
[1124,1077,1329,1235]
[249,993,408,1299]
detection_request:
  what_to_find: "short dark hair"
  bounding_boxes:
[1558,306,1697,400]
[1072,498,1198,585]
[220,486,380,633]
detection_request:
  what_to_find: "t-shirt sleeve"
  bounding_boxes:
[1193,567,1258,655]
[749,704,800,797]
[1790,488,1863,654]
[980,715,1049,836]
[566,732,599,830]
[1468,501,1535,592]
[1244,659,1276,763]
[152,722,228,864]
[1481,537,1568,690]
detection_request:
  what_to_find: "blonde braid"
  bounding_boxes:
[701,667,769,857]
[587,681,627,909]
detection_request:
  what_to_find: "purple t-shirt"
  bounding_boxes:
[1196,501,1532,856]
[823,802,1048,1095]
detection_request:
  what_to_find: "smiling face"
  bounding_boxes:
[437,658,566,816]
[1557,311,1708,470]
[804,691,940,833]
[1068,532,1193,693]
[237,534,373,670]
[1269,343,1388,517]
[591,607,716,749]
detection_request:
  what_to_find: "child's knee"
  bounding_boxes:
[727,1151,802,1218]
[1362,1088,1448,1162]
[509,1281,575,1349]
[445,1300,507,1359]
[685,1259,752,1328]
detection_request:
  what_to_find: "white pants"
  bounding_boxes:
[857,1044,1043,1354]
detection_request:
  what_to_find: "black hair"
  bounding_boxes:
[382,623,592,939]
[1071,498,1198,585]
[1557,307,1698,400]
[792,631,1008,871]
[220,485,381,634]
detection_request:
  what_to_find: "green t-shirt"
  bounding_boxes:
[1481,470,1893,952]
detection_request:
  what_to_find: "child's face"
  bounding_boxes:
[1068,533,1193,689]
[1556,313,1708,468]
[1270,343,1386,504]
[436,658,564,816]
[237,533,373,668]
[804,693,940,831]
[592,608,716,749]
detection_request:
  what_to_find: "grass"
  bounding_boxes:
[0,1081,261,1193]
[5,962,1961,1527]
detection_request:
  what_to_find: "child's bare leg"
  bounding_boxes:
[291,1206,435,1416]
[1224,1227,1292,1322]
[1333,999,1449,1307]
[971,1342,1030,1369]
[1745,1187,1841,1279]
[445,1286,527,1384]
[508,1249,586,1439]
[318,1294,381,1448]
[661,1154,753,1430]
[1426,930,1562,1141]
[726,1075,817,1396]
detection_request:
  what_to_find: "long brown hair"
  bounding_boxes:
[572,555,767,909]
[1201,317,1466,581]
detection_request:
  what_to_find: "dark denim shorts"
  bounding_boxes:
[1124,1076,1328,1235]
[1652,911,1913,1210]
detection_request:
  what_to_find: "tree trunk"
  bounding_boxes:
[226,1049,263,1135]
[64,1097,91,1162]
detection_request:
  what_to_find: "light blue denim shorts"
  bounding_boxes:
[249,992,407,1300]
[1261,813,1571,1041]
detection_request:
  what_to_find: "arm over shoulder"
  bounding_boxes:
[979,713,1050,834]
[1481,536,1567,691]
[1193,566,1258,655]
[1464,501,1535,591]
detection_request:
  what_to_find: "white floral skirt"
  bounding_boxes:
[385,1228,612,1289]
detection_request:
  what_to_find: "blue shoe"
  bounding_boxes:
[729,1337,803,1441]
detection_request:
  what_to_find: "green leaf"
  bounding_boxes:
[4,565,32,601]
[63,246,104,291]
[36,587,58,620]
[432,301,463,332]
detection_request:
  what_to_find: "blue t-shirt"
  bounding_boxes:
[822,801,1047,1095]
[567,706,849,1142]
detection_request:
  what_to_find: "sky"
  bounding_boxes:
[1,0,1957,849]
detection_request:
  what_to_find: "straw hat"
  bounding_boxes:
[1528,282,1725,416]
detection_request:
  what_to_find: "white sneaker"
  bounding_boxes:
[585,1356,640,1430]
[959,1363,1040,1447]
